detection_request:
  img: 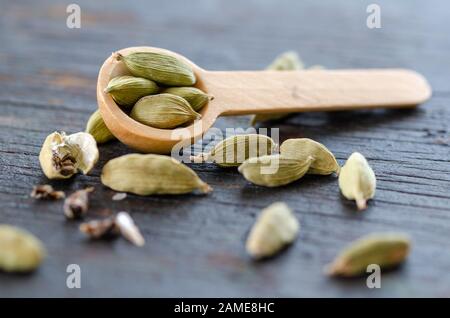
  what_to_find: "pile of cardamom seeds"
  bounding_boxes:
[14,50,410,279]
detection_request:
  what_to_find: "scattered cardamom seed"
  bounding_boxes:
[280,138,340,175]
[116,212,145,247]
[163,87,212,111]
[130,93,201,129]
[79,217,119,239]
[105,75,159,107]
[250,51,304,126]
[246,202,299,259]
[191,134,277,167]
[31,184,65,200]
[85,110,116,144]
[112,192,127,201]
[326,233,411,277]
[0,225,45,272]
[115,51,196,86]
[338,152,376,210]
[64,187,94,219]
[39,131,99,179]
[101,154,212,195]
[238,154,313,187]
[79,212,144,247]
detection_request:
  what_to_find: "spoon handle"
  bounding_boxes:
[201,69,431,116]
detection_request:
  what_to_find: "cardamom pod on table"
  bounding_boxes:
[338,152,376,210]
[266,51,305,71]
[85,110,116,144]
[0,225,45,272]
[325,233,411,277]
[105,75,159,107]
[191,134,277,167]
[130,93,201,129]
[115,51,196,86]
[238,154,313,187]
[280,138,340,175]
[246,202,299,259]
[163,87,212,111]
[101,154,212,195]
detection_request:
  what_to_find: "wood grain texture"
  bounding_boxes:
[0,0,449,297]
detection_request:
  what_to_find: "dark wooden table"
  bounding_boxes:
[1,0,449,297]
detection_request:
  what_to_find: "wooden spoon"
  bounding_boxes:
[97,46,431,154]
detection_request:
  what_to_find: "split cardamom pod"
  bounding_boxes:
[266,51,305,71]
[85,110,116,144]
[101,154,212,195]
[115,51,196,86]
[191,134,277,167]
[246,202,299,259]
[163,87,212,111]
[326,233,411,277]
[280,138,340,175]
[250,51,304,126]
[39,131,99,179]
[64,187,94,219]
[338,152,376,210]
[130,93,201,129]
[238,154,313,187]
[104,75,159,107]
[0,225,45,272]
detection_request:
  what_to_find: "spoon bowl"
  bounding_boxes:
[97,46,216,154]
[97,46,431,154]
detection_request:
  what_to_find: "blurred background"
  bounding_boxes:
[1,0,448,107]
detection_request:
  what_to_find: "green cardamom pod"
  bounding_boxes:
[250,51,304,126]
[326,233,410,277]
[192,134,277,167]
[246,202,299,259]
[266,51,305,71]
[115,51,196,86]
[101,154,212,195]
[238,154,313,187]
[338,152,376,211]
[280,138,340,175]
[85,110,116,144]
[163,87,213,111]
[130,93,201,129]
[105,76,159,107]
[0,225,46,272]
